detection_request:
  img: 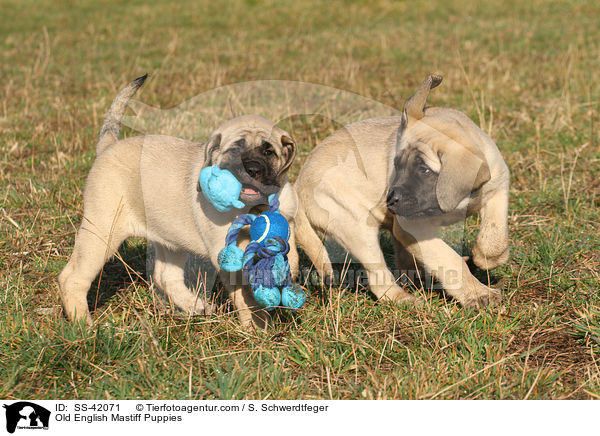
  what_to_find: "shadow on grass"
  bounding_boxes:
[85,229,504,315]
[86,242,148,313]
[86,241,224,315]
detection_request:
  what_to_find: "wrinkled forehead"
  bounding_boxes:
[397,115,481,172]
[216,115,284,144]
[397,141,441,172]
[401,115,479,155]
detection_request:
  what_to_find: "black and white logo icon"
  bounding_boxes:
[2,402,50,434]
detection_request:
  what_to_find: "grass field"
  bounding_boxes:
[1,0,599,400]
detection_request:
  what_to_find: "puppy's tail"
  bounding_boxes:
[294,200,335,286]
[97,73,148,154]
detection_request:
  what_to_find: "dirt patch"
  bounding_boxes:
[511,282,552,304]
[387,329,415,347]
[367,321,416,347]
[507,327,593,396]
[508,327,590,367]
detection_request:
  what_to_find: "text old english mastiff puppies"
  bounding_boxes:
[294,75,509,308]
[58,75,298,327]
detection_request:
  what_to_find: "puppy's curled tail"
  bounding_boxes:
[293,201,335,286]
[97,73,148,154]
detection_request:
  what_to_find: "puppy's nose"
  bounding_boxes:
[386,190,400,207]
[243,160,265,181]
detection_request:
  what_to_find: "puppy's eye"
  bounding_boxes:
[263,149,275,157]
[418,165,432,175]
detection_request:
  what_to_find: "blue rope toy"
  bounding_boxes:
[200,165,306,311]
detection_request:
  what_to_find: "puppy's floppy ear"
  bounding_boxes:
[278,134,296,175]
[436,147,490,212]
[197,133,222,193]
[204,133,222,166]
[404,74,443,120]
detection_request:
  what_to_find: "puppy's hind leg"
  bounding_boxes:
[58,211,129,326]
[152,244,214,316]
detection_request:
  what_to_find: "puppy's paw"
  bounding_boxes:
[473,245,509,270]
[177,301,216,317]
[66,311,94,328]
[379,287,423,307]
[198,302,217,316]
[472,222,509,270]
[459,284,502,309]
[59,290,95,327]
[238,308,271,330]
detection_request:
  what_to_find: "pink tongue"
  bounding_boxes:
[242,187,258,195]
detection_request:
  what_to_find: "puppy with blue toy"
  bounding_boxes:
[199,165,306,311]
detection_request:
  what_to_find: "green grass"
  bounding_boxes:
[1,0,599,399]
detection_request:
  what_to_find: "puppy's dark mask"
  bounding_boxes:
[386,148,443,218]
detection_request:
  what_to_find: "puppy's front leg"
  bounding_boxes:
[472,188,510,270]
[213,228,272,328]
[220,270,270,329]
[331,219,418,305]
[287,224,299,279]
[393,219,501,308]
[279,181,300,279]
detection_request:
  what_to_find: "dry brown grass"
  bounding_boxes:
[0,0,599,399]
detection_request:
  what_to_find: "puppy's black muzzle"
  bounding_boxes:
[387,188,440,218]
[386,189,401,209]
[233,158,280,206]
[386,189,417,212]
[242,159,267,184]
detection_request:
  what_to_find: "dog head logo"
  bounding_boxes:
[3,402,50,434]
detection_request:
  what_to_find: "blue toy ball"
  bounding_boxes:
[250,211,290,243]
[281,285,306,309]
[216,192,307,312]
[199,165,245,212]
[253,285,282,308]
[217,244,244,272]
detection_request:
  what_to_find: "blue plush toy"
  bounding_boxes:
[199,165,245,212]
[216,194,306,311]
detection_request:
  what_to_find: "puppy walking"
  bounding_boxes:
[59,76,298,327]
[294,75,509,308]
